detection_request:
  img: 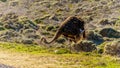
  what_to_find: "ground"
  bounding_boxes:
[0,42,119,68]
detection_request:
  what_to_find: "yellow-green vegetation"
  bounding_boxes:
[0,42,119,68]
[0,42,48,54]
[97,42,108,54]
[0,0,7,2]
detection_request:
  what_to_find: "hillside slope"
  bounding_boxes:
[0,0,120,23]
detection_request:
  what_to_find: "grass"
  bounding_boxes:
[0,42,120,68]
[0,42,48,54]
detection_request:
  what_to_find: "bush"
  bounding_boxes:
[0,0,7,2]
[46,25,54,31]
[34,18,42,24]
[72,40,97,52]
[41,31,50,35]
[87,30,104,41]
[97,42,108,54]
[1,13,23,31]
[0,26,5,31]
[0,30,22,42]
[25,34,40,39]
[0,30,20,38]
[55,38,66,44]
[98,19,110,25]
[115,19,120,26]
[104,40,120,56]
[21,20,39,30]
[23,29,36,34]
[9,1,19,6]
[99,28,120,38]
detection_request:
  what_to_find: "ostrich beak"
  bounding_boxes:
[79,29,84,33]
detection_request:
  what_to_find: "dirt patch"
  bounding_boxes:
[0,49,81,68]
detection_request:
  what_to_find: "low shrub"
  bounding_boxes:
[46,25,54,31]
[9,1,19,6]
[72,40,97,52]
[104,40,120,56]
[97,42,108,54]
[98,19,110,25]
[0,26,5,31]
[41,31,50,35]
[23,29,36,34]
[25,34,40,39]
[0,0,7,2]
[87,30,104,41]
[99,28,120,38]
[34,18,43,24]
[55,37,66,44]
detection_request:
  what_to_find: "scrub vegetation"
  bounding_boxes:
[0,0,120,68]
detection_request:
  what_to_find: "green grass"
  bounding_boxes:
[0,42,120,68]
[0,42,48,54]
